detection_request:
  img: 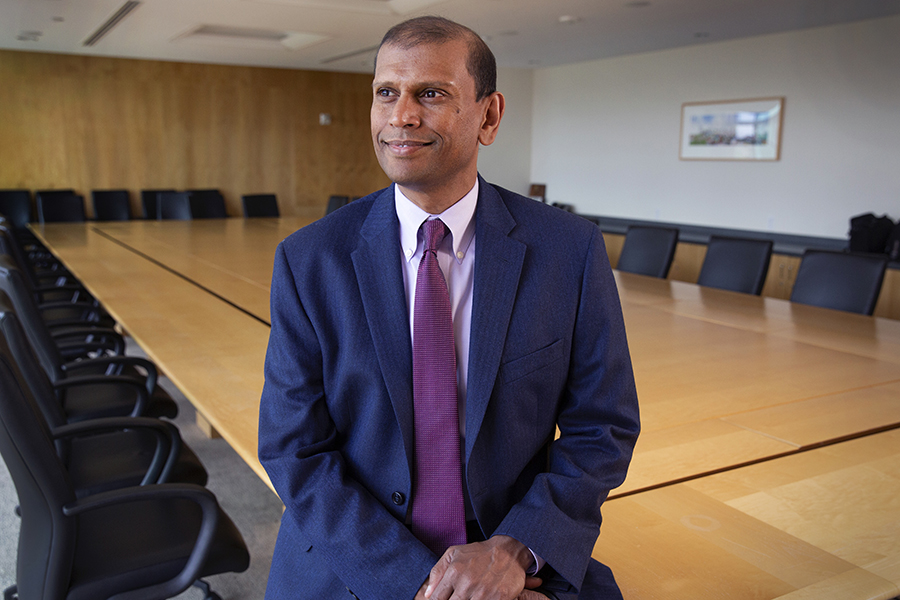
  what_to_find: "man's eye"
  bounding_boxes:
[422,90,440,98]
[376,88,394,97]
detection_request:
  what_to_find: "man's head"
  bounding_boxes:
[376,16,497,102]
[371,16,505,213]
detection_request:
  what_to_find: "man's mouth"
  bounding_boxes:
[382,139,433,155]
[384,140,431,147]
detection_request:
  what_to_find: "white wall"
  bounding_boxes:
[478,67,534,196]
[530,15,900,238]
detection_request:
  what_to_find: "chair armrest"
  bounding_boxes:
[57,340,122,361]
[51,416,182,484]
[62,483,220,600]
[48,324,125,354]
[62,355,159,393]
[39,303,111,327]
[34,281,92,293]
[51,326,125,355]
[53,375,149,417]
[36,299,101,312]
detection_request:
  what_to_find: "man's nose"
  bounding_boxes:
[389,94,421,128]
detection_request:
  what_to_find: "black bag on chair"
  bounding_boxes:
[886,222,900,261]
[849,213,894,254]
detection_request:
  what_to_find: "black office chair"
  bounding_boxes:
[157,191,193,221]
[36,193,87,224]
[0,297,207,498]
[790,250,888,315]
[0,190,33,229]
[697,236,773,295]
[0,314,249,600]
[0,255,178,422]
[326,195,350,215]
[616,225,679,278]
[141,189,175,220]
[242,193,280,218]
[189,189,227,219]
[0,228,108,325]
[91,190,132,221]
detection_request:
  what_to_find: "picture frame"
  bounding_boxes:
[679,97,784,161]
[528,183,547,202]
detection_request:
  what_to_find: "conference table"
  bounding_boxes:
[31,218,900,599]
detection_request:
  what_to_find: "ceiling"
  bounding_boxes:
[2,0,899,73]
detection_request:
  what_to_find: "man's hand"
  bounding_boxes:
[414,535,543,600]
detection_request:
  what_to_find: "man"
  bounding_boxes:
[259,16,640,600]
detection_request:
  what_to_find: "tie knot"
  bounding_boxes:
[422,219,448,253]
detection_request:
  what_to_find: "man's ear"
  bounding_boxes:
[478,92,505,146]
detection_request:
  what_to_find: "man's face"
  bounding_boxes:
[371,38,499,205]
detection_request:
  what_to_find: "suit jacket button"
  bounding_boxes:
[392,491,405,505]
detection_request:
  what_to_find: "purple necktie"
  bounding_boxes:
[411,219,466,555]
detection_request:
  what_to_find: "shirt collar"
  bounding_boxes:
[395,180,478,264]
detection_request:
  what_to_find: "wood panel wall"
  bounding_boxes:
[603,233,900,320]
[0,50,390,218]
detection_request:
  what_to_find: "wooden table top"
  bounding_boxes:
[90,217,314,323]
[31,221,900,499]
[30,222,276,490]
[596,428,900,599]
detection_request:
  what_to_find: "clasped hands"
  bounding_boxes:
[415,535,547,600]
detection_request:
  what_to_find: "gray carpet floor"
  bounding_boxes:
[0,340,283,599]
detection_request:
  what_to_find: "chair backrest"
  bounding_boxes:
[697,236,773,295]
[241,194,280,218]
[790,250,888,315]
[141,189,175,219]
[0,228,39,287]
[157,192,193,221]
[0,293,69,430]
[0,189,33,229]
[91,190,132,221]
[326,195,349,216]
[37,193,86,224]
[0,254,65,382]
[0,296,77,600]
[616,225,679,278]
[188,189,227,219]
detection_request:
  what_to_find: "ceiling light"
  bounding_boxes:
[174,25,329,51]
[16,31,42,42]
[558,15,581,24]
[83,1,141,47]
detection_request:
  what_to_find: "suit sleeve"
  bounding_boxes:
[258,243,435,599]
[493,226,640,595]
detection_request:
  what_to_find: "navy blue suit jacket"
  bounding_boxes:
[258,178,640,599]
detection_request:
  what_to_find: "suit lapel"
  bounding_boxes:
[351,186,416,467]
[465,179,526,460]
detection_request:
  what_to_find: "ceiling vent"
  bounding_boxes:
[83,1,141,47]
[321,44,380,65]
[246,0,447,16]
[175,25,329,51]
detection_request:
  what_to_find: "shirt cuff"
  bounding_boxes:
[527,549,545,575]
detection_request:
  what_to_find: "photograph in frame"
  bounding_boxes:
[680,97,784,161]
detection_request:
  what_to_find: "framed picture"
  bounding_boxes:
[679,97,784,161]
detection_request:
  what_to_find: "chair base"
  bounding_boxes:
[193,579,222,600]
[3,584,17,600]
